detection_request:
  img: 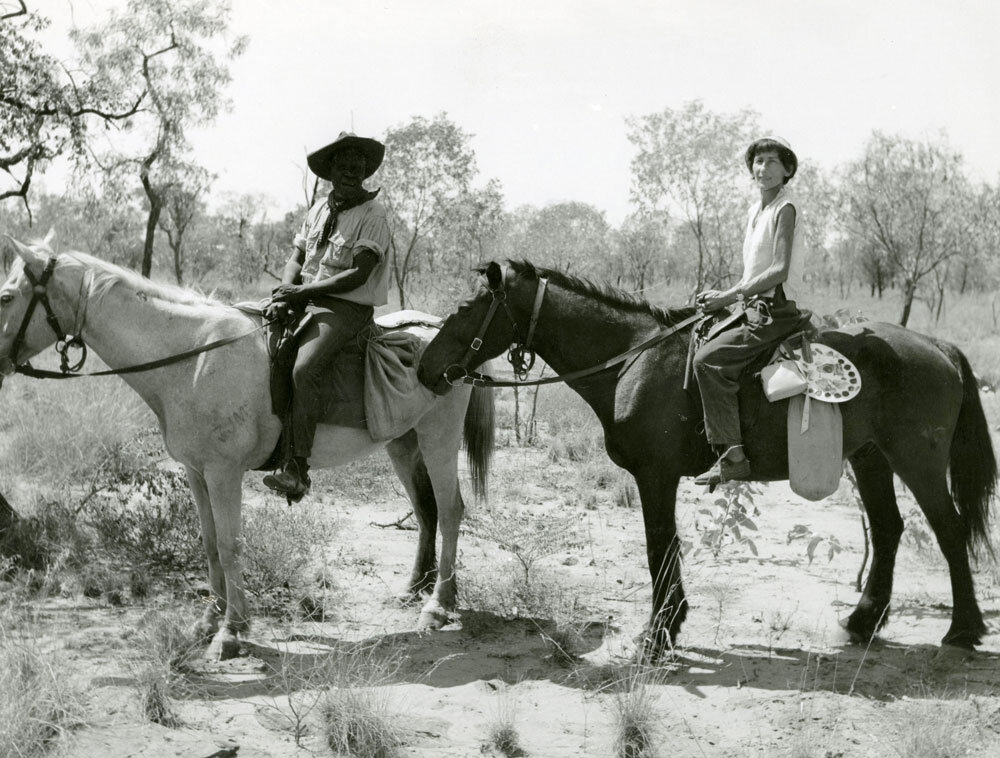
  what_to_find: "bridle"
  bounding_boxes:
[442,266,704,389]
[6,256,87,374]
[3,255,269,380]
[444,265,548,387]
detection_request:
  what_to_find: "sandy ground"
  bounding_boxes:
[11,442,1000,758]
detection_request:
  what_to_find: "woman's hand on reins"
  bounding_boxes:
[696,289,734,312]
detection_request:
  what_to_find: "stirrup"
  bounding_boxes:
[263,464,311,500]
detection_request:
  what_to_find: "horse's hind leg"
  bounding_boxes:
[185,465,225,642]
[845,446,904,643]
[386,430,438,602]
[889,458,987,648]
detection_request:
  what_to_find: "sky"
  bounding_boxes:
[34,0,1000,223]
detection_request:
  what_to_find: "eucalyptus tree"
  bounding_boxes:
[373,113,478,308]
[616,209,671,292]
[73,0,246,277]
[627,100,758,293]
[158,168,210,285]
[0,1,144,214]
[840,132,971,326]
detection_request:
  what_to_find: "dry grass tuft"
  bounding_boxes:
[319,641,406,758]
[138,675,180,727]
[128,610,198,727]
[483,683,527,757]
[889,695,988,758]
[610,672,661,758]
[0,375,149,485]
[0,609,83,757]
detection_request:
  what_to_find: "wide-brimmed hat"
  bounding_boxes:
[307,132,385,181]
[744,136,798,180]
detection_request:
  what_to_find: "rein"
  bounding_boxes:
[443,267,703,389]
[9,255,270,380]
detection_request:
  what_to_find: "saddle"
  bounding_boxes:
[685,303,861,501]
[234,303,441,472]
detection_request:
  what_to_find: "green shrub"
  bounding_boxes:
[0,497,90,584]
[83,469,204,575]
[240,500,338,617]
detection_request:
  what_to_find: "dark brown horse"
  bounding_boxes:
[418,260,996,658]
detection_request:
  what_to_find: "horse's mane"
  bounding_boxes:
[58,250,222,307]
[506,260,698,326]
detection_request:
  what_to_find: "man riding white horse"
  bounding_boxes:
[263,132,392,499]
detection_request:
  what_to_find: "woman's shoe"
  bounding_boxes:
[694,456,751,486]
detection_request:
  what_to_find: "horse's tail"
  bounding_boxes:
[948,346,996,558]
[463,384,495,501]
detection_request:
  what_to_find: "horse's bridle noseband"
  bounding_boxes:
[6,256,87,375]
[444,266,548,387]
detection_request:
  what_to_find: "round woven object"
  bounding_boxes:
[787,344,861,403]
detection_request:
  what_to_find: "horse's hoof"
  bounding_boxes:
[418,604,451,630]
[941,629,980,651]
[189,620,217,643]
[207,631,241,661]
[840,616,874,645]
[637,640,676,666]
[936,643,976,663]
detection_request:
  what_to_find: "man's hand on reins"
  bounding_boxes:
[271,283,308,304]
[265,301,295,322]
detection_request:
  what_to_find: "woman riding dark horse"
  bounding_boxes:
[417,260,995,660]
[693,137,812,486]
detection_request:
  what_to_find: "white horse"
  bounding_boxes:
[0,237,494,659]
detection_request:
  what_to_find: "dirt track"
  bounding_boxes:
[14,442,997,758]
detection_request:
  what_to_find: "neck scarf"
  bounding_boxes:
[317,187,380,249]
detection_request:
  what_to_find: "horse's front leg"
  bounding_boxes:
[635,468,686,661]
[386,433,438,603]
[185,465,225,642]
[203,465,250,660]
[414,424,464,629]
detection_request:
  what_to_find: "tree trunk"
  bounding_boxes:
[0,490,18,540]
[173,242,183,285]
[935,287,945,323]
[513,386,522,445]
[395,276,407,310]
[140,175,163,278]
[899,280,917,327]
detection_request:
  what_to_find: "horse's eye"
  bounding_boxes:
[0,294,14,306]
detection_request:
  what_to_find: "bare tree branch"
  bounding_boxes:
[0,0,27,22]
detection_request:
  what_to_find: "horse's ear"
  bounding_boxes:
[3,235,46,269]
[485,261,503,289]
[41,228,56,252]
